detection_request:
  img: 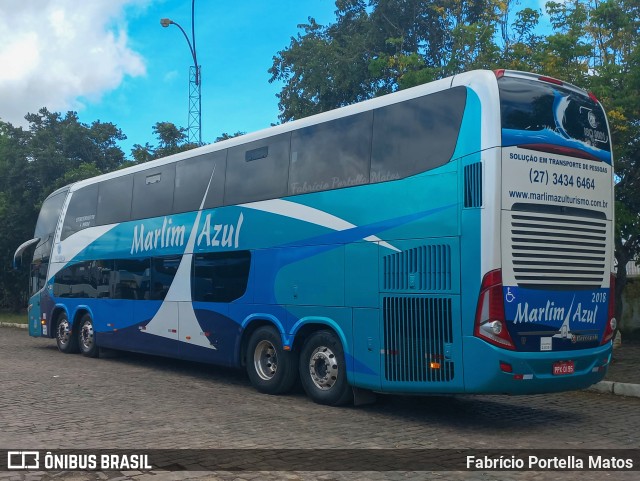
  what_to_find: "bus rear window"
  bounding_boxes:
[498,76,611,162]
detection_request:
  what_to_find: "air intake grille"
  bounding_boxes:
[383,245,451,291]
[383,296,454,382]
[464,162,482,207]
[508,206,608,289]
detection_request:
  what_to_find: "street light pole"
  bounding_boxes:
[161,0,202,145]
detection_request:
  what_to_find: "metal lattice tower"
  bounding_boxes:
[161,0,201,145]
[188,65,202,145]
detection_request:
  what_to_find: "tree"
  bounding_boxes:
[0,109,129,309]
[130,121,198,163]
[270,0,504,121]
[214,131,245,142]
[0,121,31,309]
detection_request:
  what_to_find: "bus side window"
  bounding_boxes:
[53,261,93,298]
[150,256,181,300]
[192,251,251,303]
[174,151,227,213]
[224,134,290,205]
[91,260,113,298]
[132,164,176,220]
[97,174,134,226]
[289,111,372,195]
[61,185,98,241]
[370,87,467,182]
[111,259,150,300]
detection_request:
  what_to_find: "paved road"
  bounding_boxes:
[0,326,639,480]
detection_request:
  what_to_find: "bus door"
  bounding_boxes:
[27,261,48,336]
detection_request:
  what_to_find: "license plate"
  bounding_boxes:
[553,361,575,375]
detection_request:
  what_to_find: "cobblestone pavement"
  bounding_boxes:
[0,327,639,481]
[605,339,640,385]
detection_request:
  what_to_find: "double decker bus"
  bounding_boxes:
[14,70,615,406]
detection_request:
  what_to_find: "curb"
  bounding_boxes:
[587,381,640,398]
[0,322,28,329]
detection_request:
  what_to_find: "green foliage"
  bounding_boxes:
[0,111,197,309]
[215,131,246,143]
[0,110,130,308]
[270,0,505,120]
[129,121,198,164]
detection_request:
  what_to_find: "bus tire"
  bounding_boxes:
[55,311,78,354]
[246,326,298,395]
[78,313,99,358]
[299,330,352,406]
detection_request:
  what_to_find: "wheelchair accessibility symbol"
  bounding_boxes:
[505,288,516,303]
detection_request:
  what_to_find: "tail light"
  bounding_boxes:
[474,269,516,350]
[601,273,617,345]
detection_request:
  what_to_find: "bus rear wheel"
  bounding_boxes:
[246,326,298,394]
[78,314,99,358]
[55,312,78,354]
[299,330,352,406]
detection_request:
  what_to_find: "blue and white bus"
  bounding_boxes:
[15,70,616,405]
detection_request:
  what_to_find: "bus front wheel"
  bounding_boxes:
[299,330,352,406]
[78,313,99,358]
[246,326,298,394]
[55,312,78,354]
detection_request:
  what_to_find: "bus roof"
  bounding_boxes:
[70,70,500,193]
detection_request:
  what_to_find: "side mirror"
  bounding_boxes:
[13,238,40,270]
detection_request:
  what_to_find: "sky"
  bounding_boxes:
[0,0,338,155]
[0,0,547,158]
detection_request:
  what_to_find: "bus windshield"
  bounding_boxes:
[499,76,611,163]
[33,189,68,261]
[34,190,68,241]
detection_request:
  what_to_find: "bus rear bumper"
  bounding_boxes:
[462,337,612,394]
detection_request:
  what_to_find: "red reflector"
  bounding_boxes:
[513,374,524,380]
[538,75,563,85]
[588,91,599,103]
[494,69,505,79]
[500,361,513,373]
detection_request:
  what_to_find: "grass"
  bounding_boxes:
[0,310,28,324]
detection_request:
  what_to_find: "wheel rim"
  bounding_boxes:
[253,340,278,381]
[57,318,71,347]
[80,320,94,352]
[308,345,339,390]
